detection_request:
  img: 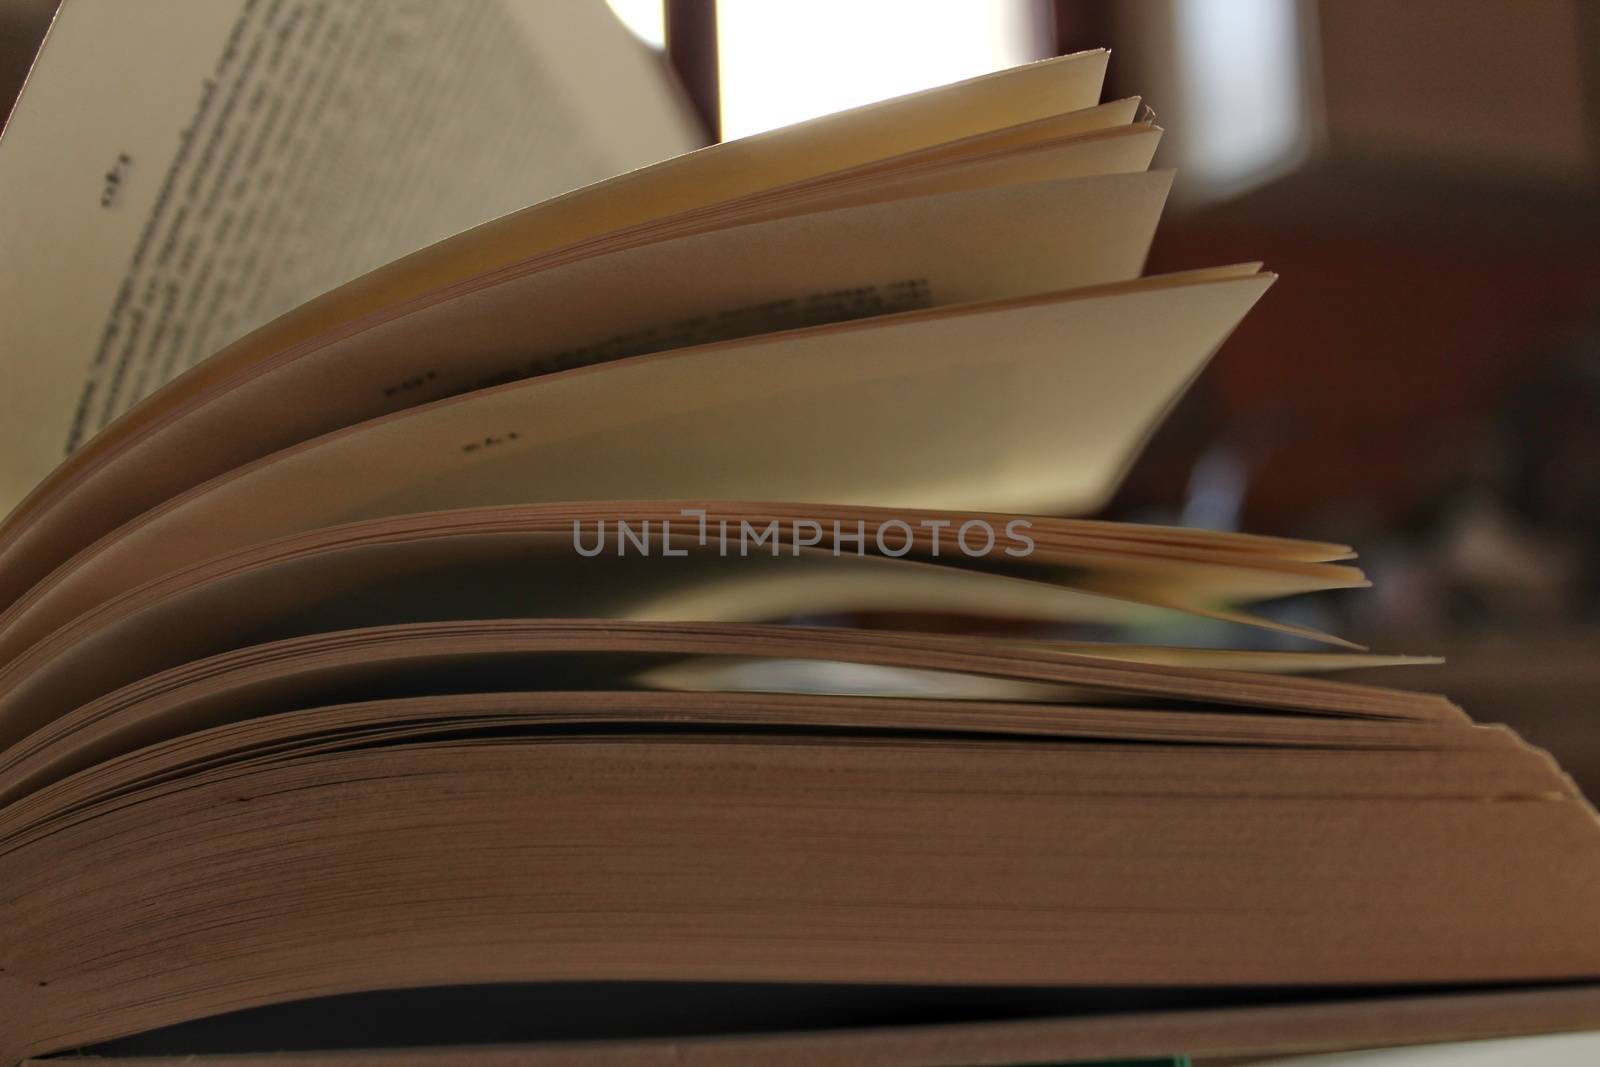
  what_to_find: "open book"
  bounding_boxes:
[1,11,1598,1066]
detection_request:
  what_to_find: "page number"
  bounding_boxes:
[101,153,132,208]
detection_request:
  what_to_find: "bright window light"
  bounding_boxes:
[717,0,1045,141]
[604,0,665,49]
[1171,0,1308,193]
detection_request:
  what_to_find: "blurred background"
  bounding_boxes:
[3,0,1597,782]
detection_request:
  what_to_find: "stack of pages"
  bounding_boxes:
[1,48,1598,1066]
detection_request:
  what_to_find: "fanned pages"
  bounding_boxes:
[0,36,1595,1067]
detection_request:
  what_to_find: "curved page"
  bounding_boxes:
[0,0,704,511]
[0,684,1498,836]
[0,161,1170,608]
[4,528,1313,755]
[0,269,1274,661]
[0,50,1110,523]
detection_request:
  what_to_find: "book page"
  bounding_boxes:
[2,50,1109,534]
[0,269,1273,669]
[0,163,1171,612]
[0,0,702,511]
[0,116,1161,614]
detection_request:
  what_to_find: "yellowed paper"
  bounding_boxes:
[0,268,1270,665]
[0,0,702,512]
[0,165,1173,610]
